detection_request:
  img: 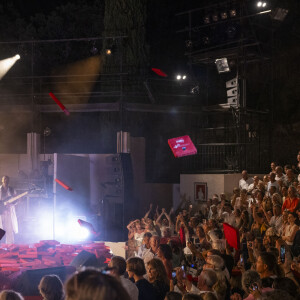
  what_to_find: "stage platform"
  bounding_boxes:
[0,240,113,292]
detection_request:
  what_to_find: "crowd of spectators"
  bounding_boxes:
[123,153,300,300]
[1,152,300,300]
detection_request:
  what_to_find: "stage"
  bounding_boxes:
[0,240,121,294]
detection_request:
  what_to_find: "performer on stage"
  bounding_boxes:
[0,176,18,244]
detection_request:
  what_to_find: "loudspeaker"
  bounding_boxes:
[70,250,99,269]
[0,228,5,241]
[13,266,75,296]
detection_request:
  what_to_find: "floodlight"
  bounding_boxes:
[176,75,181,80]
[215,58,230,73]
[15,54,20,60]
[182,75,187,80]
[257,1,262,7]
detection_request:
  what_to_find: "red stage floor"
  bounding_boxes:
[0,240,111,290]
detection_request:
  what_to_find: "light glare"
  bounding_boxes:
[257,1,262,7]
[176,75,181,80]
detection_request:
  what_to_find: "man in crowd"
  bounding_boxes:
[109,256,139,300]
[267,173,280,194]
[282,186,299,212]
[143,235,160,264]
[239,170,253,190]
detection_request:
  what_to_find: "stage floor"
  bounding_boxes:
[0,240,112,290]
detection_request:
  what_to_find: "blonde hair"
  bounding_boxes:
[65,268,130,300]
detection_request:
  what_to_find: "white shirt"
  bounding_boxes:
[143,248,156,264]
[269,215,283,234]
[239,177,253,190]
[267,181,280,192]
[120,276,139,300]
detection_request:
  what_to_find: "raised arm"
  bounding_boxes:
[155,210,164,226]
[143,203,153,220]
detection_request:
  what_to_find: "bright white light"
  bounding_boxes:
[182,75,187,80]
[262,2,267,7]
[176,75,181,80]
[0,54,21,80]
[257,1,262,7]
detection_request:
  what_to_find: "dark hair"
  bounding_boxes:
[164,291,182,300]
[0,290,23,300]
[126,257,146,276]
[208,249,222,256]
[65,268,130,300]
[261,277,274,288]
[259,252,284,278]
[111,256,126,276]
[182,294,202,300]
[144,232,152,238]
[272,277,298,297]
[158,244,172,260]
[38,275,64,300]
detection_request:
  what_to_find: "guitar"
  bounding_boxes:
[0,189,33,213]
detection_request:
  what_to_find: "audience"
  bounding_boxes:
[38,275,64,300]
[65,268,130,300]
[3,154,300,300]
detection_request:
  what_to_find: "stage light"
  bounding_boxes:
[203,15,210,24]
[203,36,210,45]
[215,58,230,73]
[105,49,112,55]
[229,9,237,17]
[221,12,228,20]
[0,54,21,80]
[257,1,267,8]
[176,74,187,80]
[212,13,219,22]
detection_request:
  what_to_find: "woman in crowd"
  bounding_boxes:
[126,257,157,300]
[147,258,170,300]
[282,212,299,246]
[127,220,142,257]
[134,220,146,248]
[238,210,251,233]
[157,244,173,279]
[38,274,64,300]
[203,255,229,300]
[65,268,130,300]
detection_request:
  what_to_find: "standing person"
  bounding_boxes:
[239,170,253,191]
[126,257,157,300]
[109,256,139,300]
[282,212,299,246]
[147,258,170,300]
[0,176,18,244]
[65,269,130,300]
[38,275,64,300]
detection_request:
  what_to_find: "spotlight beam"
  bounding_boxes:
[0,54,21,80]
